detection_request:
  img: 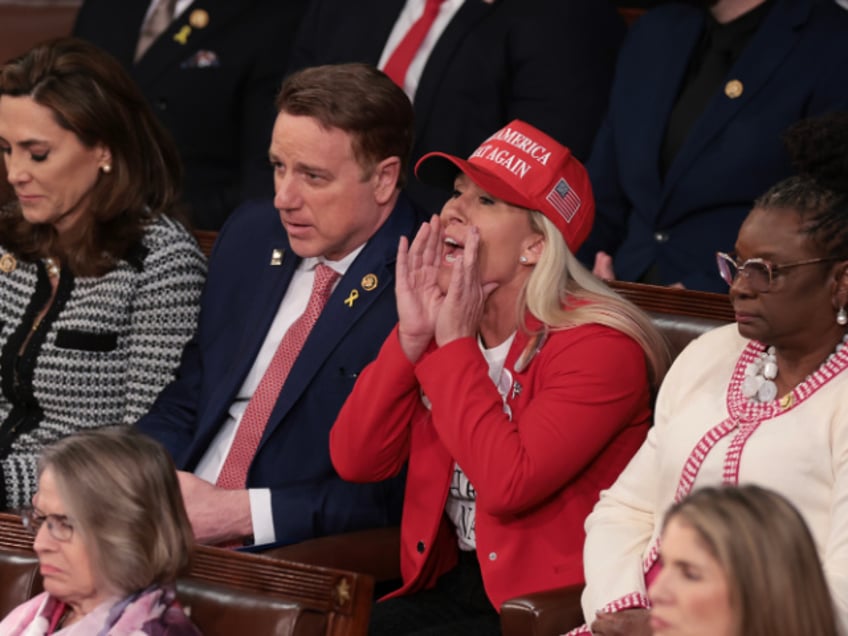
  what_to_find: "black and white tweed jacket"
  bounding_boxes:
[0,215,206,509]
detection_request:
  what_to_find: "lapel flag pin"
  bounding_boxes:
[361,273,378,291]
[270,249,284,266]
[0,253,16,273]
[724,79,743,99]
[344,289,360,307]
[189,9,210,29]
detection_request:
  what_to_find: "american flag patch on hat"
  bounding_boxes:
[546,178,581,223]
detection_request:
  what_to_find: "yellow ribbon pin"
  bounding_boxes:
[173,25,192,45]
[344,289,360,307]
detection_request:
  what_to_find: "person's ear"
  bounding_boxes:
[520,233,545,266]
[832,260,848,314]
[372,156,401,205]
[97,145,113,173]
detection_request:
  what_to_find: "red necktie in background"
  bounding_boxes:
[216,264,340,490]
[383,0,446,88]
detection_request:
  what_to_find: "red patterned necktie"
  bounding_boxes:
[216,263,340,490]
[382,0,446,88]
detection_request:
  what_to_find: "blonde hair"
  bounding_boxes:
[664,485,841,636]
[521,213,669,385]
[38,427,194,594]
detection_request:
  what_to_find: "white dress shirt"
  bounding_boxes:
[194,245,363,545]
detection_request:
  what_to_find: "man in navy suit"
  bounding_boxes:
[137,64,422,548]
[578,0,848,292]
[73,0,308,230]
[288,0,626,216]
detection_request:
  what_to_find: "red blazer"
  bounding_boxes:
[330,315,651,608]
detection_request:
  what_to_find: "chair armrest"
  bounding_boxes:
[261,526,401,583]
[500,584,585,636]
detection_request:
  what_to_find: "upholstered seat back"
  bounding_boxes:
[0,549,41,620]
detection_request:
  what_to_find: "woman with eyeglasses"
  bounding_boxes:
[0,427,201,635]
[571,111,848,636]
[330,120,668,635]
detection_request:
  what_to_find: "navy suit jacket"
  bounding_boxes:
[288,0,626,215]
[73,0,308,230]
[137,196,422,545]
[578,0,848,291]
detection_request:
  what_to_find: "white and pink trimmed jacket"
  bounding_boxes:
[572,324,848,634]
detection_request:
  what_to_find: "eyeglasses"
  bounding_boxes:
[21,507,75,542]
[716,251,843,293]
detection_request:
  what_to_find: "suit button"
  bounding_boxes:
[653,231,669,243]
[488,552,497,561]
[156,98,168,111]
[417,541,425,554]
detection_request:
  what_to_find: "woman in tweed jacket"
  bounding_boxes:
[0,38,205,510]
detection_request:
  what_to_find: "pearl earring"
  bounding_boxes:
[101,164,112,174]
[838,306,847,326]
[519,256,529,264]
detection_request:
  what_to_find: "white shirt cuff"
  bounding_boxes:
[248,488,276,546]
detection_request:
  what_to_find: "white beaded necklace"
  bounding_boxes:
[743,334,848,403]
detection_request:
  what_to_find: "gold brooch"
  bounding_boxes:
[778,393,795,409]
[725,80,743,99]
[0,253,16,273]
[189,9,209,29]
[361,273,378,291]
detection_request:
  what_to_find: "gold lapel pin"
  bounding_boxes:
[270,249,284,266]
[724,79,743,99]
[0,253,16,273]
[173,25,192,45]
[344,289,360,307]
[361,273,378,291]
[189,9,210,29]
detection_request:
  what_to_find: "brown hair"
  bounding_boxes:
[662,485,840,636]
[275,63,414,187]
[0,37,184,276]
[38,427,194,593]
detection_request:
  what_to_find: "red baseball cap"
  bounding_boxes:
[415,120,595,253]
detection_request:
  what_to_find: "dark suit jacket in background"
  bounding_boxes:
[73,0,308,230]
[136,196,424,545]
[578,0,848,291]
[288,0,626,215]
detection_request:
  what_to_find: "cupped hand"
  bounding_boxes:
[590,608,651,636]
[593,250,616,281]
[396,215,445,362]
[434,225,498,346]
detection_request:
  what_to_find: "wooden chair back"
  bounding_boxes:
[0,513,374,636]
